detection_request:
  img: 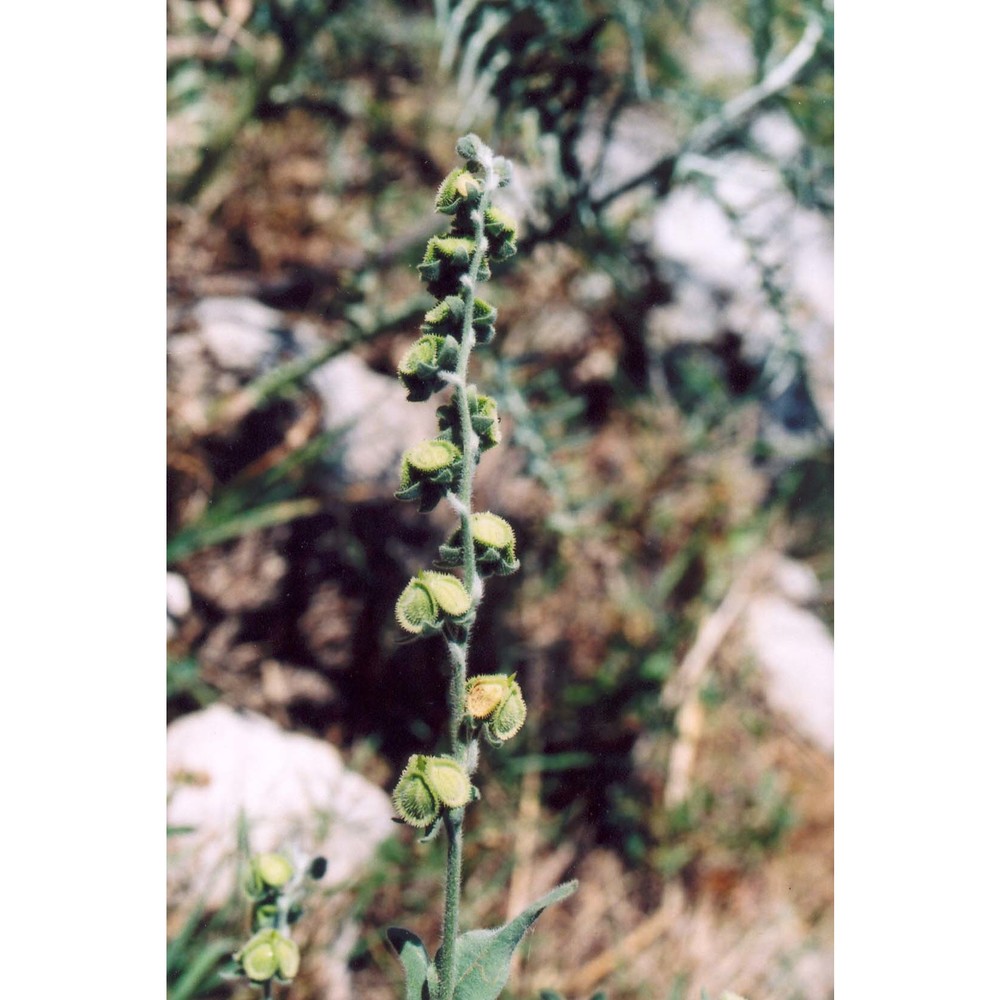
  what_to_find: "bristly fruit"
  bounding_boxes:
[393,754,473,827]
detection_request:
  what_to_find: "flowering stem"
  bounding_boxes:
[438,158,495,1000]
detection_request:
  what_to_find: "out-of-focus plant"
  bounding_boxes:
[229,851,328,996]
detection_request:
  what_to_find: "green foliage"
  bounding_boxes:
[388,881,578,1000]
[167,900,242,1000]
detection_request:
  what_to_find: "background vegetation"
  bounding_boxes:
[167,1,833,996]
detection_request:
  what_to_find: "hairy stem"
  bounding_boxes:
[438,156,496,1000]
[438,807,465,999]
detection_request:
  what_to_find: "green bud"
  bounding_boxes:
[252,903,279,932]
[237,929,298,982]
[424,756,473,808]
[397,334,459,401]
[439,510,519,577]
[420,295,497,345]
[456,133,486,162]
[484,206,518,261]
[254,852,294,889]
[239,933,278,981]
[471,511,515,552]
[435,168,483,214]
[396,439,464,513]
[486,679,527,743]
[417,236,490,298]
[393,755,441,827]
[395,577,439,636]
[273,934,301,980]
[395,571,471,636]
[419,570,472,618]
[435,393,501,455]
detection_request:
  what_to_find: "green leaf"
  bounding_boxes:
[450,880,578,1000]
[387,927,436,1000]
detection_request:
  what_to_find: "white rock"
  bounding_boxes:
[193,297,285,373]
[648,149,834,432]
[166,572,191,619]
[770,556,822,606]
[750,110,805,162]
[745,595,833,753]
[167,704,395,909]
[308,352,439,485]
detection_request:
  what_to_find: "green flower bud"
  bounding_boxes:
[439,511,519,577]
[396,439,463,513]
[395,571,471,636]
[239,933,278,981]
[435,168,483,214]
[417,236,490,298]
[456,133,487,163]
[237,930,299,982]
[273,933,300,979]
[420,295,497,346]
[471,511,515,552]
[252,903,279,931]
[435,393,501,455]
[485,678,527,744]
[419,570,472,618]
[423,756,473,808]
[254,852,294,890]
[395,577,439,636]
[393,755,441,827]
[483,206,518,261]
[493,156,513,188]
[397,334,459,401]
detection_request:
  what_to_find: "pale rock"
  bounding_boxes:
[770,556,822,606]
[166,572,192,618]
[307,351,440,486]
[167,571,191,640]
[167,704,395,911]
[750,110,805,162]
[648,149,834,432]
[745,595,833,753]
[193,297,287,373]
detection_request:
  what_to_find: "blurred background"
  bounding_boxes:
[166,1,833,997]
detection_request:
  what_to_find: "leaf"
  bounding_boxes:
[387,927,436,1000]
[450,880,578,1000]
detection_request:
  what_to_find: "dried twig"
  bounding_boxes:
[661,551,773,806]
